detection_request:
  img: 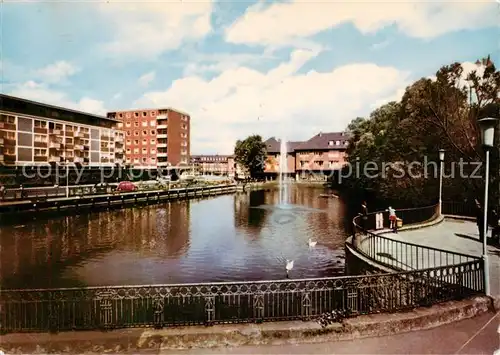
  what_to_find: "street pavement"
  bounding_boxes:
[159,311,500,354]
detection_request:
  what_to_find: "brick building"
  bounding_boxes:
[0,94,124,167]
[263,137,302,176]
[294,132,349,180]
[191,155,235,176]
[107,107,190,168]
[262,132,349,180]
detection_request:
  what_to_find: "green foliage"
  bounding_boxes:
[234,135,267,178]
[343,56,500,207]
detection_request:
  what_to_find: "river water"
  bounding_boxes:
[0,186,350,289]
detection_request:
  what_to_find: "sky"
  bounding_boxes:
[1,0,499,154]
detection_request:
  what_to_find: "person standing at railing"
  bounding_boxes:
[360,201,368,233]
[387,206,398,233]
[475,199,486,242]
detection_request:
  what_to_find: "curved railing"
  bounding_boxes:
[0,204,485,334]
[351,204,481,271]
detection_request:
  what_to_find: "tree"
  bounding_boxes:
[234,135,267,179]
[342,57,500,207]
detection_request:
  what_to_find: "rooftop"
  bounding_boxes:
[294,132,349,150]
[107,107,190,117]
[0,94,120,124]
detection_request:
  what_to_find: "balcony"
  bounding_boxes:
[49,142,61,149]
[157,143,167,148]
[74,144,85,150]
[157,152,168,157]
[157,134,168,139]
[157,124,167,129]
[157,114,168,120]
[74,131,88,138]
[74,157,84,163]
[115,146,124,153]
[48,156,61,163]
[49,129,62,135]
[157,161,170,166]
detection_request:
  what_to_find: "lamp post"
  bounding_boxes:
[478,117,498,296]
[65,160,69,198]
[439,149,445,216]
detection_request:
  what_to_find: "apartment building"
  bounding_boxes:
[0,94,124,167]
[107,107,190,168]
[294,132,349,179]
[263,137,302,176]
[191,155,235,176]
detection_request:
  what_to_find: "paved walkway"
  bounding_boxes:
[162,312,500,354]
[361,218,500,299]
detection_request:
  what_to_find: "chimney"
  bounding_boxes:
[318,132,322,137]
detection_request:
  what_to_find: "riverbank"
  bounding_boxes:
[0,184,237,219]
[0,296,492,354]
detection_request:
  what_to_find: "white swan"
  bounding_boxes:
[308,238,317,248]
[285,260,294,278]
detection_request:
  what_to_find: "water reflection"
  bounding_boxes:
[1,186,349,289]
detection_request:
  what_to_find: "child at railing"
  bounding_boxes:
[386,206,398,233]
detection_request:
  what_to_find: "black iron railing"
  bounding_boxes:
[442,201,476,218]
[0,261,483,333]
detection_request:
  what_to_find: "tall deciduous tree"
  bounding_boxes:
[343,57,500,207]
[234,135,267,178]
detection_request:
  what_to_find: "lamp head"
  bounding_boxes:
[439,149,445,162]
[478,117,498,148]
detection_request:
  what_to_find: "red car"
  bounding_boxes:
[116,181,137,192]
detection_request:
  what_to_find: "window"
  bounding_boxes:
[143,130,147,135]
[151,157,156,162]
[142,139,147,145]
[34,120,47,128]
[142,112,147,117]
[151,149,156,154]
[151,112,156,117]
[134,158,139,163]
[126,122,131,127]
[182,124,187,130]
[142,157,147,163]
[126,140,131,145]
[34,134,47,143]
[328,140,334,146]
[134,122,139,127]
[66,125,74,132]
[150,120,156,127]
[117,123,123,128]
[134,131,139,136]
[134,112,139,117]
[126,112,131,118]
[126,148,131,154]
[142,148,147,153]
[0,114,15,124]
[335,140,340,146]
[133,148,139,154]
[142,121,148,127]
[150,130,156,135]
[127,131,131,136]
[34,149,46,156]
[119,113,123,118]
[150,139,156,144]
[134,140,139,145]
[18,117,32,132]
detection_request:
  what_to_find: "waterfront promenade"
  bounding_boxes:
[361,218,500,302]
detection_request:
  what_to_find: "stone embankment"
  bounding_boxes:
[0,297,493,353]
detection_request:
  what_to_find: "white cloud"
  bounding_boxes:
[225,1,497,46]
[136,49,411,154]
[35,61,80,84]
[9,81,106,116]
[138,71,156,87]
[98,1,213,59]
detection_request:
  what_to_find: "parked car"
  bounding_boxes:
[116,181,137,192]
